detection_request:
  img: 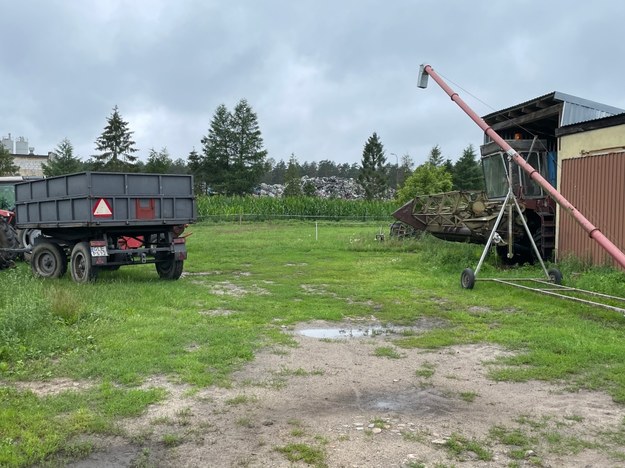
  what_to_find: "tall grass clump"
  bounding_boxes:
[558,255,625,297]
[197,195,398,222]
[0,269,48,355]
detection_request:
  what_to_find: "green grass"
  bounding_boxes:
[275,442,327,467]
[373,346,402,359]
[415,362,436,379]
[443,433,493,461]
[459,391,478,403]
[2,220,625,465]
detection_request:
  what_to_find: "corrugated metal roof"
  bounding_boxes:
[555,92,625,126]
[483,91,624,126]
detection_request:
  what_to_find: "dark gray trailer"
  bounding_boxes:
[14,172,196,283]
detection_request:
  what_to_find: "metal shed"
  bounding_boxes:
[555,114,625,267]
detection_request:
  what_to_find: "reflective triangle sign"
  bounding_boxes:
[93,198,113,217]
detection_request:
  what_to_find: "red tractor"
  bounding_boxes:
[0,177,21,269]
[0,176,44,269]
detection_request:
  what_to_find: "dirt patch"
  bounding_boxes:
[68,329,625,467]
[204,281,270,297]
[8,378,94,397]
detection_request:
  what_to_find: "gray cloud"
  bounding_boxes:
[2,0,624,166]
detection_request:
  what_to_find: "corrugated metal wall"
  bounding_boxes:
[559,152,625,267]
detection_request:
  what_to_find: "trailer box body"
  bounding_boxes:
[15,172,196,229]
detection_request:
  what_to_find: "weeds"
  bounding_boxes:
[459,391,478,402]
[275,443,327,467]
[415,362,436,378]
[373,346,402,359]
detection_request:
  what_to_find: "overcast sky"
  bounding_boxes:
[2,0,624,168]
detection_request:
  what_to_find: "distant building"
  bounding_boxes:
[2,133,50,177]
[12,152,51,177]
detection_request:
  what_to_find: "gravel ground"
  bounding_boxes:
[56,319,625,467]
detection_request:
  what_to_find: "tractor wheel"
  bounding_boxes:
[155,253,184,280]
[70,242,98,283]
[460,268,476,290]
[548,268,563,285]
[31,242,67,278]
[0,217,19,270]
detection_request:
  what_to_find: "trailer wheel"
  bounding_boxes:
[0,217,19,270]
[548,268,563,285]
[31,242,67,278]
[155,254,184,280]
[460,268,476,289]
[71,242,98,283]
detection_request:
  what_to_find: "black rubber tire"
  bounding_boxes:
[17,228,41,262]
[31,242,67,278]
[155,254,184,280]
[70,242,98,283]
[548,268,563,285]
[461,268,476,290]
[0,217,19,269]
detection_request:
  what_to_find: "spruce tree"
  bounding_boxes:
[201,104,231,193]
[227,99,267,194]
[427,145,444,166]
[452,145,484,190]
[283,153,302,197]
[93,106,139,171]
[188,148,209,194]
[358,132,388,200]
[145,147,174,173]
[42,138,83,176]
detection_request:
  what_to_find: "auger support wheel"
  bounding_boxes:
[461,268,476,290]
[548,268,563,285]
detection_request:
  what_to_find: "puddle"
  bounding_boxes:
[361,388,454,415]
[296,318,447,340]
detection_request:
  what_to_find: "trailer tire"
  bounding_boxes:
[0,217,19,270]
[70,242,98,283]
[155,254,184,280]
[31,242,67,278]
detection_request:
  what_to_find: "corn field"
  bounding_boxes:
[196,195,398,222]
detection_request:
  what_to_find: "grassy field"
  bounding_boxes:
[2,221,625,466]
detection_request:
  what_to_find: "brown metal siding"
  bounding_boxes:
[559,152,625,267]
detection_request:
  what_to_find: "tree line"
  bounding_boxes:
[0,101,485,202]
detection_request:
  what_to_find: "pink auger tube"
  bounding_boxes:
[419,64,625,270]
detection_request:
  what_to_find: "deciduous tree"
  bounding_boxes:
[396,162,453,204]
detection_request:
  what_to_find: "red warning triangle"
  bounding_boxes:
[93,198,113,217]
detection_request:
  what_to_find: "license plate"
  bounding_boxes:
[90,246,108,257]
